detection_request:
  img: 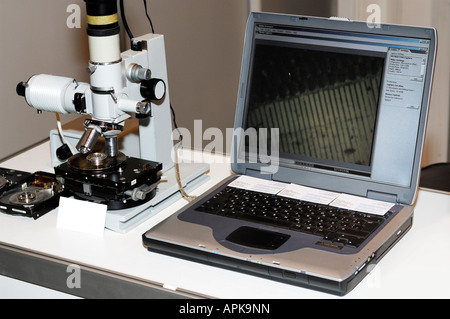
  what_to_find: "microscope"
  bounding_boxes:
[16,0,209,232]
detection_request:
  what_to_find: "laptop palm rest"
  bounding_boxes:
[226,226,290,250]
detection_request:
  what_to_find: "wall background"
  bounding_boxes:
[0,0,87,160]
[0,0,448,168]
[0,0,333,162]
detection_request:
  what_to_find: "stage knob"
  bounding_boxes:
[140,79,166,101]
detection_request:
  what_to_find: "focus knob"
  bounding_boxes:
[140,79,166,101]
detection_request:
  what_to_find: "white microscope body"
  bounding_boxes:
[17,0,209,232]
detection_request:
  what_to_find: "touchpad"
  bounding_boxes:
[226,227,290,250]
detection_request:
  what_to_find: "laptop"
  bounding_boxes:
[143,12,436,296]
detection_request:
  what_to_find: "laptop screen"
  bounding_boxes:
[240,21,432,188]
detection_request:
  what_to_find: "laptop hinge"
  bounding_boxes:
[367,190,399,204]
[245,168,273,181]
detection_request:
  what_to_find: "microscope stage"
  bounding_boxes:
[55,156,162,210]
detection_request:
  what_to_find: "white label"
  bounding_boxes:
[57,197,107,237]
[229,176,287,195]
[330,194,395,216]
[278,183,340,205]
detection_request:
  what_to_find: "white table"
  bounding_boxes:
[1,141,449,299]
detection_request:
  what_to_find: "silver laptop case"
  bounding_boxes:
[143,12,436,296]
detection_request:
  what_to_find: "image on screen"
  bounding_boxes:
[244,41,385,174]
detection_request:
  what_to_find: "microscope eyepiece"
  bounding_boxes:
[84,0,121,64]
[84,0,120,37]
[84,0,118,16]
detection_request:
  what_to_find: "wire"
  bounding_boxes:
[171,102,196,201]
[139,1,196,201]
[143,0,155,34]
[119,0,134,40]
[170,104,181,131]
[55,113,77,155]
[174,142,197,202]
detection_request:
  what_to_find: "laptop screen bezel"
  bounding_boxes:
[231,13,437,205]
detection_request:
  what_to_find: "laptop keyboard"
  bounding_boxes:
[195,187,388,249]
